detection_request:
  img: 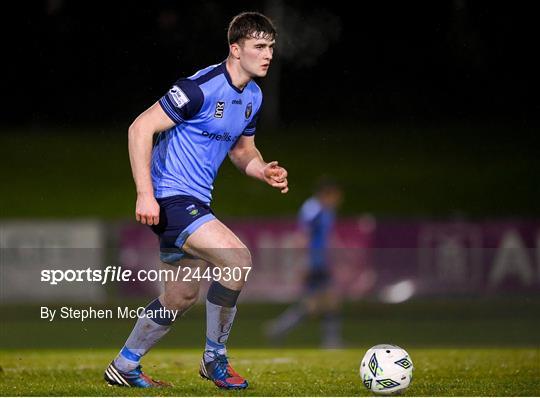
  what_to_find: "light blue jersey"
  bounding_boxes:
[299,197,335,270]
[152,62,263,204]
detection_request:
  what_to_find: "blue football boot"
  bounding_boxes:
[104,361,171,388]
[199,350,248,389]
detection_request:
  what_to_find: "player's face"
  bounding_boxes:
[238,35,275,78]
[320,189,343,209]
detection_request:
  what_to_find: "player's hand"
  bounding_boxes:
[263,161,289,194]
[135,193,160,225]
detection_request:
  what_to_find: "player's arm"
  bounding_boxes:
[128,102,175,225]
[228,135,289,193]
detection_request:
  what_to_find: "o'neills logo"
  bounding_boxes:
[201,131,237,142]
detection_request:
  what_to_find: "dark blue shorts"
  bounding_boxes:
[150,195,216,264]
[305,268,331,292]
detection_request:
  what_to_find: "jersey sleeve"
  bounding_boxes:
[159,79,204,124]
[298,198,322,230]
[242,97,263,136]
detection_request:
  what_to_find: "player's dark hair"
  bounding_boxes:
[228,12,277,45]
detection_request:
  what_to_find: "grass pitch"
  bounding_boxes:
[0,348,538,396]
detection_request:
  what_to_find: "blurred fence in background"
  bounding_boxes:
[2,218,538,304]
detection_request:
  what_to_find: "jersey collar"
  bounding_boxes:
[221,61,247,94]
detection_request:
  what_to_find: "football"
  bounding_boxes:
[360,344,414,395]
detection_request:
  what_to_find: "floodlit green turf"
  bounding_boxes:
[0,348,538,396]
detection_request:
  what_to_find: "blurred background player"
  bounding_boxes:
[265,176,344,348]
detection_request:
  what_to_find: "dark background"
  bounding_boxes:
[7,0,540,125]
[2,0,539,218]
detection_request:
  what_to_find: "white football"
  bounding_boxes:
[359,344,414,395]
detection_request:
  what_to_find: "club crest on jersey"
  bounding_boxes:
[245,102,252,119]
[214,101,225,118]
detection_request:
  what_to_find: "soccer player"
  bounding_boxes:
[265,176,343,348]
[104,12,288,389]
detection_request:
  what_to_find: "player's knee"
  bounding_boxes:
[226,248,251,289]
[232,246,252,268]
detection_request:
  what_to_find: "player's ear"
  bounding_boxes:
[230,43,241,60]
